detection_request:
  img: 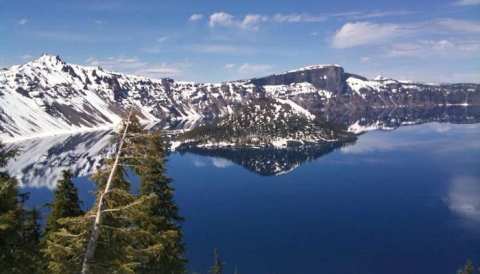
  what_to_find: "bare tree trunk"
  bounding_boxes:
[81,110,133,274]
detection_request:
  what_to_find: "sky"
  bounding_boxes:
[0,0,479,83]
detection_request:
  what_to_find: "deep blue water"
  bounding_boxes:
[22,122,480,274]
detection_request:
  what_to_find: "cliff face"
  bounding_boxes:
[250,65,347,93]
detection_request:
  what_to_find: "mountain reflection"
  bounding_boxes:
[5,130,115,189]
[176,142,352,176]
[4,106,480,188]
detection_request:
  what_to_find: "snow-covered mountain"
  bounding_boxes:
[173,97,355,149]
[1,54,479,142]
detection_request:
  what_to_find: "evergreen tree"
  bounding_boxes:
[124,114,186,273]
[457,260,478,274]
[43,114,176,273]
[45,170,83,234]
[0,142,41,273]
[209,249,223,274]
[44,113,186,273]
[86,161,148,273]
[43,158,149,273]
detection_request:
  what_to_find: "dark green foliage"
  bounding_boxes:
[209,249,223,274]
[43,214,90,273]
[88,163,152,273]
[457,260,479,274]
[44,160,148,273]
[124,114,186,273]
[45,170,83,234]
[42,170,85,273]
[44,112,185,273]
[0,142,42,273]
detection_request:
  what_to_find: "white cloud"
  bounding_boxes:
[209,12,236,28]
[332,22,403,48]
[190,44,255,54]
[85,56,188,79]
[93,19,104,25]
[189,13,204,22]
[388,39,480,57]
[208,12,267,31]
[207,11,332,31]
[327,10,414,21]
[436,18,480,33]
[206,10,414,31]
[237,63,273,76]
[156,36,168,43]
[18,18,28,25]
[222,63,273,76]
[332,19,480,49]
[360,56,371,63]
[347,10,414,20]
[453,0,480,6]
[272,13,326,23]
[240,14,268,31]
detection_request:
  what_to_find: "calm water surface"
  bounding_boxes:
[21,122,480,274]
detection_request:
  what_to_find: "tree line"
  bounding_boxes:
[0,113,227,274]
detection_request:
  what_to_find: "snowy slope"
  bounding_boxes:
[0,55,258,142]
[1,54,479,142]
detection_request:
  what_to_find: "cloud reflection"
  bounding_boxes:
[211,157,233,168]
[190,156,233,169]
[447,176,480,223]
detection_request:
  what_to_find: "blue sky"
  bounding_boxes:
[1,0,479,83]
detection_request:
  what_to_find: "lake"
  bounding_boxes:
[10,121,480,274]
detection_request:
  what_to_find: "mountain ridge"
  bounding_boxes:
[1,54,479,142]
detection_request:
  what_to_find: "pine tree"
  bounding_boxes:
[209,248,223,274]
[124,115,186,273]
[457,260,478,274]
[0,142,41,273]
[43,158,148,273]
[45,170,83,234]
[86,161,145,273]
[43,114,174,273]
[44,112,186,273]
